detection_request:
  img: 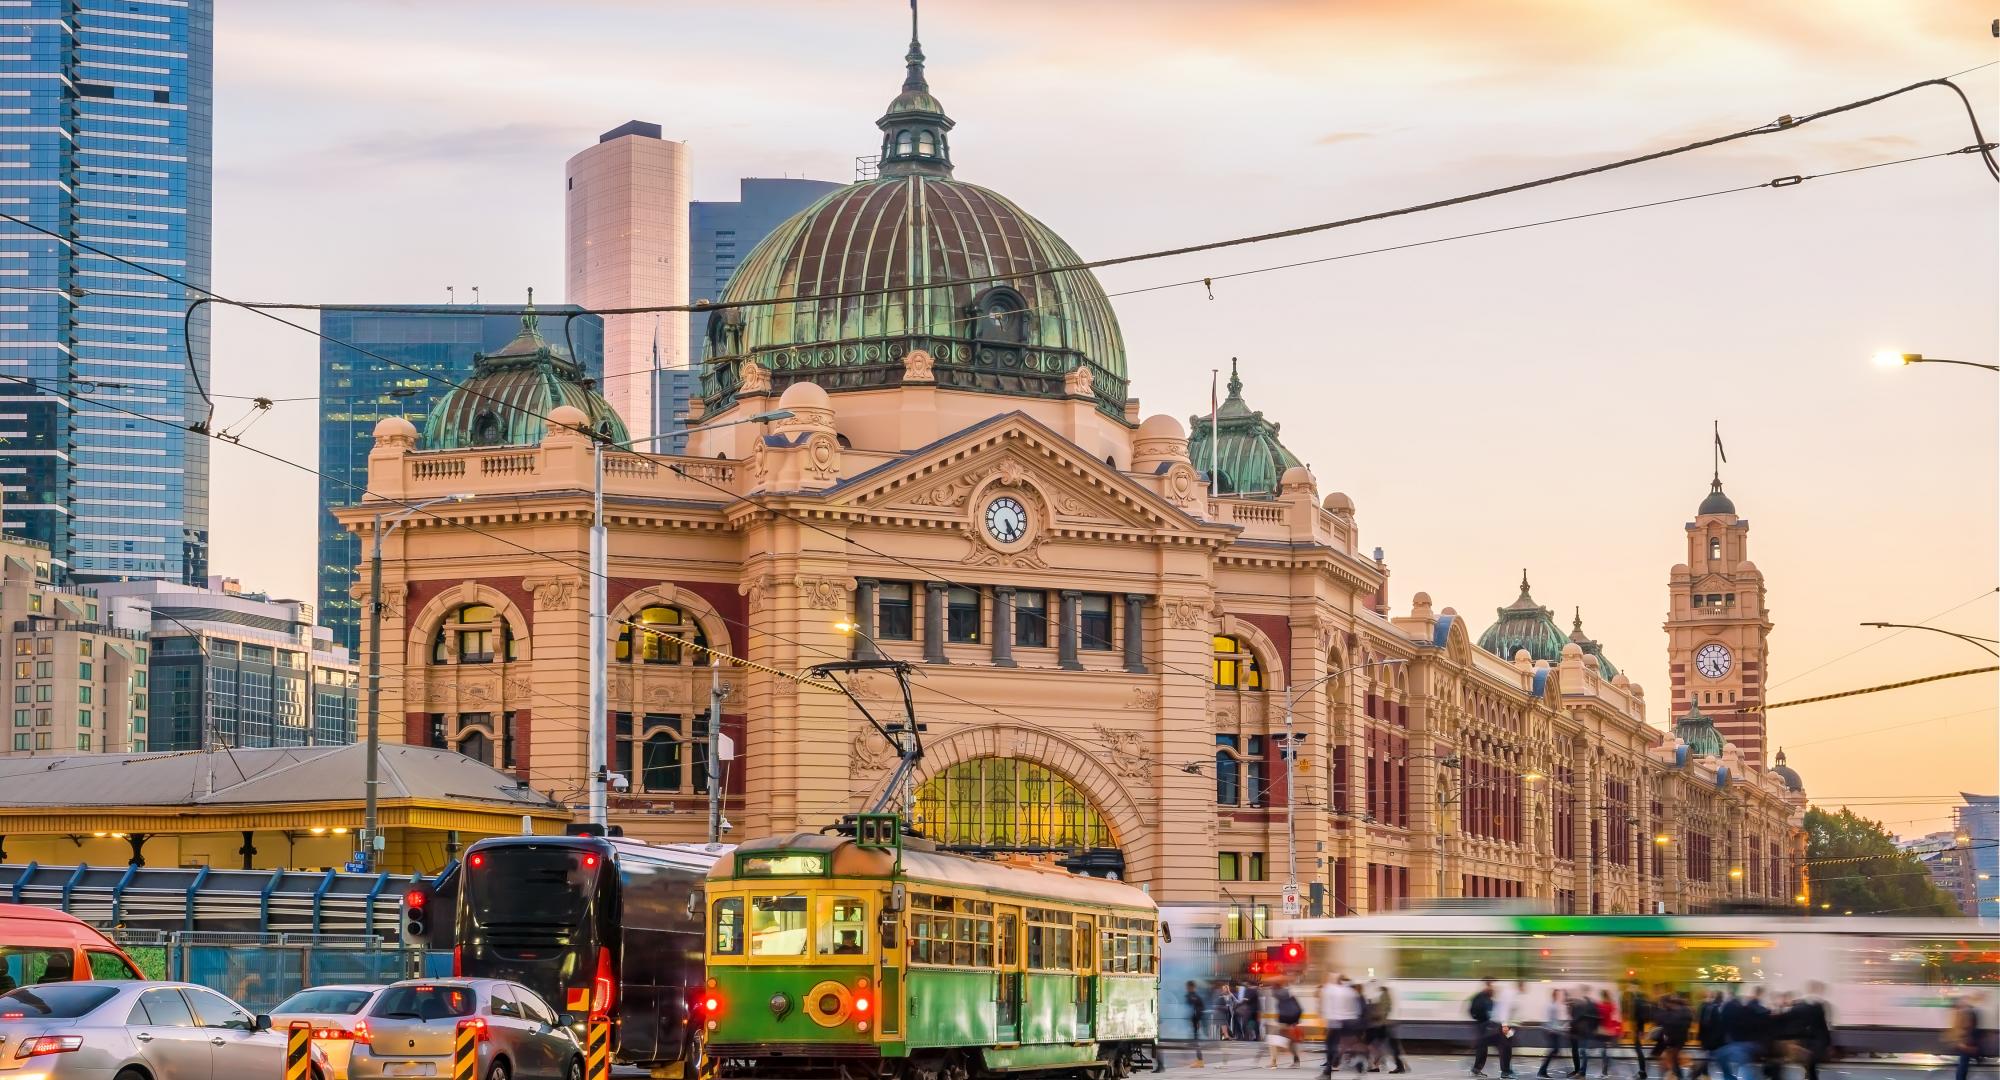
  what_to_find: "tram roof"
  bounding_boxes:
[723,833,1157,913]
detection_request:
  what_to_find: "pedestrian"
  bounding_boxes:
[1715,987,1761,1080]
[1471,978,1515,1078]
[1623,981,1652,1080]
[1271,981,1304,1069]
[1654,991,1692,1080]
[1789,983,1831,1080]
[1944,995,1983,1080]
[1321,974,1364,1079]
[1538,989,1570,1078]
[1186,980,1209,1067]
[1695,991,1726,1080]
[1368,982,1408,1074]
[1568,987,1601,1078]
[1237,980,1261,1043]
[1595,989,1622,1077]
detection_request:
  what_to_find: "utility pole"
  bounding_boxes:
[707,657,726,845]
[587,440,608,830]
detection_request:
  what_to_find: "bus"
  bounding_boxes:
[453,834,728,1072]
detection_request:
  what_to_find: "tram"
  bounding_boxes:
[702,824,1162,1079]
[1273,911,2000,1054]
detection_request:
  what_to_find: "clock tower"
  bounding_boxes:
[1666,470,1774,766]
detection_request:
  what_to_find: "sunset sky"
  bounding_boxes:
[207,0,1997,832]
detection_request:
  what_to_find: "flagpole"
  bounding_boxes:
[1209,368,1219,497]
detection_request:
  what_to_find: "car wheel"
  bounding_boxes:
[116,1070,148,1080]
[486,1058,511,1080]
[568,1056,586,1080]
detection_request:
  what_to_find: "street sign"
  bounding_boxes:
[344,860,366,874]
[1281,886,1300,916]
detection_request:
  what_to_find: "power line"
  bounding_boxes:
[1749,666,1999,712]
[1770,587,1998,692]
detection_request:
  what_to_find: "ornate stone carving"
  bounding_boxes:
[794,576,852,611]
[425,682,456,707]
[901,349,936,383]
[1054,493,1087,516]
[906,466,991,509]
[995,458,1026,488]
[846,673,892,701]
[531,579,576,611]
[504,674,533,699]
[961,536,1050,570]
[1123,687,1161,711]
[1064,364,1095,397]
[1164,597,1209,630]
[462,677,498,705]
[1094,725,1154,780]
[737,361,771,395]
[740,576,775,613]
[1161,462,1204,513]
[803,433,841,481]
[850,728,894,775]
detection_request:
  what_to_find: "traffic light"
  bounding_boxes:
[1246,955,1268,977]
[1279,939,1304,966]
[401,882,434,946]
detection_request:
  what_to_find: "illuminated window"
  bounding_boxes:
[1213,635,1262,689]
[433,604,514,664]
[617,605,709,664]
[913,757,1111,852]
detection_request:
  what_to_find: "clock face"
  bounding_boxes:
[983,496,1028,544]
[1695,642,1734,680]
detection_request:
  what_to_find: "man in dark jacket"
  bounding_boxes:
[1788,984,1832,1080]
[1471,980,1514,1078]
[1696,992,1726,1078]
[1567,989,1600,1077]
[1623,982,1651,1080]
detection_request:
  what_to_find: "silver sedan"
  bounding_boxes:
[346,978,582,1080]
[0,980,330,1080]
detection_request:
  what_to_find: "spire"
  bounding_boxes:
[1775,747,1787,766]
[1572,606,1585,639]
[1227,356,1243,399]
[1518,569,1532,602]
[876,0,955,178]
[522,286,538,335]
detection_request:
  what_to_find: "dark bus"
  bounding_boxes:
[453,834,726,1070]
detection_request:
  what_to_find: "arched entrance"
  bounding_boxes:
[912,756,1126,879]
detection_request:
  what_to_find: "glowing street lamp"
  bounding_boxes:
[1874,351,1998,373]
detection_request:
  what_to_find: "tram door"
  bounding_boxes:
[1074,916,1096,1040]
[996,909,1021,1043]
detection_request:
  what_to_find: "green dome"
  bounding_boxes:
[698,16,1128,421]
[1186,359,1304,497]
[1676,702,1725,758]
[1477,572,1570,664]
[1568,607,1618,679]
[422,304,628,451]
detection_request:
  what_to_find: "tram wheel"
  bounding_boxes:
[1109,1046,1134,1080]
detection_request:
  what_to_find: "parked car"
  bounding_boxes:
[0,903,144,990]
[347,978,583,1080]
[0,980,330,1079]
[271,983,385,1080]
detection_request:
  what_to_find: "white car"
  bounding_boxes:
[271,983,386,1080]
[0,980,331,1079]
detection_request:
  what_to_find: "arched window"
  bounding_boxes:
[913,757,1111,851]
[917,131,936,156]
[1212,635,1262,690]
[1213,734,1266,808]
[1709,537,1722,561]
[617,605,709,664]
[643,730,683,792]
[457,729,491,766]
[896,130,914,155]
[433,604,515,664]
[970,286,1028,344]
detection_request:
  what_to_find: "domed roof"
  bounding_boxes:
[1186,359,1305,497]
[1771,747,1804,792]
[1567,607,1618,679]
[697,17,1127,422]
[1675,701,1725,759]
[1477,571,1570,665]
[423,299,628,451]
[1698,477,1736,516]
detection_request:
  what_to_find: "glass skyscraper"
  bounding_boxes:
[0,0,214,585]
[687,177,842,362]
[317,306,602,652]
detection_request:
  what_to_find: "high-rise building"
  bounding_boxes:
[1957,793,1998,921]
[565,121,688,442]
[687,178,843,361]
[1665,468,1773,766]
[96,576,356,751]
[316,305,602,652]
[0,532,149,757]
[0,1,215,585]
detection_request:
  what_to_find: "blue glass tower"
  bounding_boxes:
[0,0,214,585]
[687,178,842,362]
[316,306,602,652]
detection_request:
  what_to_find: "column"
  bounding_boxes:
[923,582,949,665]
[852,578,879,660]
[1122,594,1148,673]
[991,586,1016,668]
[1057,590,1082,670]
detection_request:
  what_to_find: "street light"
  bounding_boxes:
[583,408,793,827]
[1654,834,1672,845]
[1873,351,1999,373]
[1281,657,1407,917]
[1858,621,2000,658]
[364,492,474,871]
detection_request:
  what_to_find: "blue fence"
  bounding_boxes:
[108,931,450,1014]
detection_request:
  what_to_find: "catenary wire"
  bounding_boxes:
[1769,587,1999,691]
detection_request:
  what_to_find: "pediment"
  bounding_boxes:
[829,412,1218,539]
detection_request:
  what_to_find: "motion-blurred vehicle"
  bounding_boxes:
[0,903,143,989]
[346,978,583,1080]
[271,983,385,1080]
[0,980,330,1079]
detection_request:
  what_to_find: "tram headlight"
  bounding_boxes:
[768,993,791,1019]
[819,992,842,1016]
[704,994,721,1014]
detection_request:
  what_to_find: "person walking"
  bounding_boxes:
[1715,987,1762,1080]
[1321,974,1365,1079]
[1595,989,1623,1078]
[1538,989,1570,1078]
[1186,980,1209,1067]
[1654,991,1692,1080]
[1237,980,1262,1044]
[1271,981,1305,1069]
[1623,981,1652,1080]
[1368,982,1408,1074]
[1471,979,1515,1078]
[1789,983,1831,1080]
[1568,987,1601,1078]
[1945,995,1983,1080]
[1695,991,1727,1080]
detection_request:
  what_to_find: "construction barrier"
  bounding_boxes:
[285,1021,311,1080]
[586,1015,612,1080]
[453,1018,481,1080]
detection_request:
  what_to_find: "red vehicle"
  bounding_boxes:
[0,903,144,990]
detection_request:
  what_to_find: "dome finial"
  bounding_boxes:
[905,0,927,92]
[1572,606,1584,636]
[1519,569,1531,599]
[877,0,954,178]
[1227,356,1243,399]
[522,286,538,335]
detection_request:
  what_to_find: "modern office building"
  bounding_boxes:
[0,1,214,585]
[565,121,689,443]
[687,177,843,361]
[97,576,356,751]
[316,305,601,652]
[651,364,697,450]
[0,533,150,757]
[1958,793,1998,920]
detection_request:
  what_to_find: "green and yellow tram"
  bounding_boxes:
[702,830,1160,1080]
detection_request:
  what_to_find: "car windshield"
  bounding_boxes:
[467,847,595,930]
[0,983,119,1019]
[0,946,75,989]
[370,985,476,1021]
[274,988,375,1015]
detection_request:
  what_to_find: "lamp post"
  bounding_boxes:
[1282,658,1406,917]
[1874,351,1999,373]
[584,408,791,829]
[364,492,473,871]
[1858,621,2000,658]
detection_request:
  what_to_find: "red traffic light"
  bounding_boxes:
[405,889,426,908]
[1282,941,1303,963]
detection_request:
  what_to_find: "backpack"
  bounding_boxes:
[1278,990,1304,1026]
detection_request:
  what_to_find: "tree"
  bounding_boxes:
[1804,806,1963,917]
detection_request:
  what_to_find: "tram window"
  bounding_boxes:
[1393,936,1530,980]
[997,914,1018,968]
[712,898,744,956]
[1076,918,1094,969]
[750,895,810,957]
[955,918,976,966]
[975,919,994,967]
[818,896,869,956]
